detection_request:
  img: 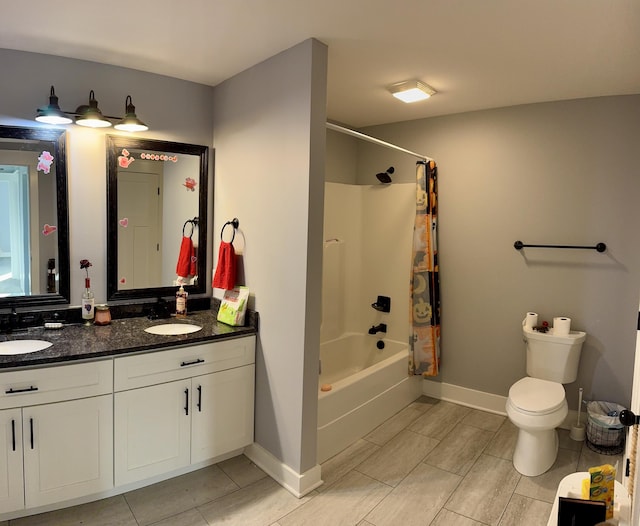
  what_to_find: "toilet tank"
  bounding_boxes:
[523,326,586,383]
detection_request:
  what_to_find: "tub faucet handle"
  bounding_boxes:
[371,295,391,313]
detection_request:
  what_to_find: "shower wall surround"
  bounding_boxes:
[322,182,414,344]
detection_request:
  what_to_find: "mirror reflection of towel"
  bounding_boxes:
[190,244,197,277]
[212,241,236,290]
[176,236,194,278]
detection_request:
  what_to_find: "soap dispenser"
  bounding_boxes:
[176,285,188,318]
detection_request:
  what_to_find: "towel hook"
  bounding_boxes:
[221,218,239,243]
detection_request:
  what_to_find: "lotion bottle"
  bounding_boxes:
[176,285,188,318]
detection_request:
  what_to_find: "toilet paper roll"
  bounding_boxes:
[553,317,571,336]
[523,312,538,330]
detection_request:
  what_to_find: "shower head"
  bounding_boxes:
[376,166,394,184]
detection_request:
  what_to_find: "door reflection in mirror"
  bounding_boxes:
[0,165,30,295]
[0,129,65,302]
[116,150,200,290]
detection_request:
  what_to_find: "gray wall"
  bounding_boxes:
[357,95,640,410]
[326,130,358,184]
[213,39,327,473]
[0,48,215,305]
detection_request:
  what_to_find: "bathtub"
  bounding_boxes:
[317,333,420,463]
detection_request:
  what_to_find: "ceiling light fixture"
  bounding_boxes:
[114,95,148,132]
[34,86,149,132]
[75,90,112,128]
[387,80,436,103]
[35,86,73,125]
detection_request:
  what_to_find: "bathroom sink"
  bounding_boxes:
[144,323,202,336]
[0,340,53,355]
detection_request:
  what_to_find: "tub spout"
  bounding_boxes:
[368,323,387,335]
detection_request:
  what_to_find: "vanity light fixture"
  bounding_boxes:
[35,86,74,125]
[114,96,148,132]
[34,86,149,132]
[75,90,112,128]
[387,80,436,103]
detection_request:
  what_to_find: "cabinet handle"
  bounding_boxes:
[5,385,39,394]
[180,358,205,367]
[184,388,189,415]
[197,385,202,412]
[30,418,34,449]
[11,419,16,451]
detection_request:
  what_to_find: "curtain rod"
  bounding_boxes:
[326,122,432,162]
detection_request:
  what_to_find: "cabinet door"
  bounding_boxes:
[115,379,191,486]
[0,408,23,514]
[191,365,255,464]
[22,395,113,509]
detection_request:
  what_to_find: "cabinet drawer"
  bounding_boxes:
[0,360,113,409]
[114,336,255,391]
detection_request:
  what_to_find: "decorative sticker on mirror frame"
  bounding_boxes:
[37,150,54,174]
[183,177,197,191]
[42,224,57,236]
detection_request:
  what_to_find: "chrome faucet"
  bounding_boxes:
[368,323,387,335]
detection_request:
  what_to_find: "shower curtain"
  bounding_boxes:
[410,160,440,377]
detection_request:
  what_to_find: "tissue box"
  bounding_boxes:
[581,464,616,519]
[217,286,249,326]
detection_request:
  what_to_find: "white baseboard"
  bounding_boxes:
[422,380,578,430]
[244,443,323,498]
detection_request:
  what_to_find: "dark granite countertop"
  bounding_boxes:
[0,309,257,370]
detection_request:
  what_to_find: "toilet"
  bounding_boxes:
[506,324,586,477]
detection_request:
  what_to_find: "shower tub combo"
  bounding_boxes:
[317,332,419,463]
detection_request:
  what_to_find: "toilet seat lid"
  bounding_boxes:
[509,377,565,414]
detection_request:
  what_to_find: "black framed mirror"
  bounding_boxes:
[106,135,209,301]
[0,125,70,308]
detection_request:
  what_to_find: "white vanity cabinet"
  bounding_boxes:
[113,336,255,486]
[0,407,22,513]
[0,360,113,514]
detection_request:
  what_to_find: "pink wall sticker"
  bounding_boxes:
[42,224,57,236]
[118,149,135,168]
[37,151,54,174]
[183,177,197,191]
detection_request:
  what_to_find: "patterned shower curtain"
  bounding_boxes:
[410,160,440,377]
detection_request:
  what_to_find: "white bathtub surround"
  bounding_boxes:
[320,181,419,463]
[321,238,346,341]
[317,334,421,463]
[322,182,414,344]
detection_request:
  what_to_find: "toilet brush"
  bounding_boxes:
[570,387,586,441]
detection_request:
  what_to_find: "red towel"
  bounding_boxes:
[176,236,193,278]
[212,241,236,290]
[189,244,198,277]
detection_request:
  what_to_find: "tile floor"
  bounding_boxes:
[3,397,623,526]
